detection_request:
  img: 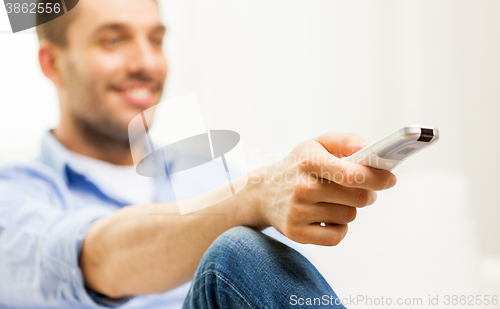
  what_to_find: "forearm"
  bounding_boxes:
[79,132,396,299]
[80,173,266,298]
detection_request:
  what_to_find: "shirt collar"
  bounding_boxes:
[37,131,178,204]
[38,131,74,184]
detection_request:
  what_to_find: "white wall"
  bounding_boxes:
[0,0,499,266]
[160,0,500,258]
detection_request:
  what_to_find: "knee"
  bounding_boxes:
[218,226,262,243]
[205,226,264,259]
[192,227,340,308]
[201,226,292,270]
[199,226,300,272]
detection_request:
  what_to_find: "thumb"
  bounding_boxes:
[313,132,370,158]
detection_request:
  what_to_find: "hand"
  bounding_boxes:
[242,132,397,246]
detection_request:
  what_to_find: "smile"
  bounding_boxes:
[112,85,158,107]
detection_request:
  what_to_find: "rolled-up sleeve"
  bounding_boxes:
[0,164,128,308]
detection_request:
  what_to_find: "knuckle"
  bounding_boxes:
[343,132,367,155]
[343,132,363,146]
[298,153,326,171]
[286,203,305,223]
[338,166,351,184]
[356,189,371,207]
[292,178,314,201]
[344,207,357,223]
[345,132,361,140]
[367,191,377,206]
[298,153,314,167]
[316,132,335,142]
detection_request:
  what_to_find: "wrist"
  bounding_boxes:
[231,169,270,230]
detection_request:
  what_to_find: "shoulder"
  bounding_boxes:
[0,159,61,181]
[0,160,68,201]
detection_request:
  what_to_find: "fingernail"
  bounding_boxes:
[385,176,397,189]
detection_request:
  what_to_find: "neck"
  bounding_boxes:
[53,120,138,166]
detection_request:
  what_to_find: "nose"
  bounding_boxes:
[127,36,158,76]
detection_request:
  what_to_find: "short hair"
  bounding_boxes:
[35,0,159,48]
[35,0,79,47]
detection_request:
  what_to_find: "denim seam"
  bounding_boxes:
[194,270,256,309]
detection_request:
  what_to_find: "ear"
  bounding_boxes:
[38,39,65,87]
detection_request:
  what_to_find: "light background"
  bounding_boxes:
[1,0,499,305]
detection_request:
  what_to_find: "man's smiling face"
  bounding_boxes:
[57,0,167,142]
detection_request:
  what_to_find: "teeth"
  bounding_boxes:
[127,88,151,100]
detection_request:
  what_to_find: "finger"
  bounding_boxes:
[325,160,397,191]
[313,132,370,158]
[293,202,357,225]
[299,142,397,191]
[296,174,377,207]
[314,181,378,207]
[287,223,348,246]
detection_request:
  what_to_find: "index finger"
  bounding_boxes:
[300,140,397,191]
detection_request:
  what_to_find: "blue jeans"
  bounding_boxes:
[182,226,347,308]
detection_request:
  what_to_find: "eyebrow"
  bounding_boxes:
[91,23,167,36]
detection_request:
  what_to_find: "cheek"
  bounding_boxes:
[156,55,168,80]
[87,52,124,84]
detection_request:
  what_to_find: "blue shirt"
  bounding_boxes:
[0,132,228,308]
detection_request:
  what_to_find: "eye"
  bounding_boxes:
[106,37,121,46]
[99,36,124,48]
[150,37,163,46]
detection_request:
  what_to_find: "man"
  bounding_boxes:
[0,0,397,308]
